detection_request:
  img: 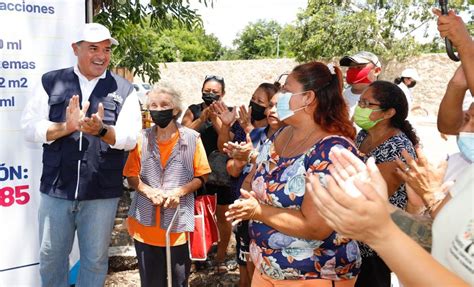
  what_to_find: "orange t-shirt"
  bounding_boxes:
[123,131,210,247]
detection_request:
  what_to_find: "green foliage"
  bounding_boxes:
[107,21,163,83]
[90,0,471,80]
[93,0,208,31]
[232,20,295,59]
[107,19,223,82]
[292,0,469,63]
[419,40,445,53]
[219,48,241,61]
[292,3,380,61]
[279,25,297,58]
[93,0,214,83]
[159,26,223,62]
[467,7,474,34]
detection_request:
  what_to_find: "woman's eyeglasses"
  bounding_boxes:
[358,100,381,108]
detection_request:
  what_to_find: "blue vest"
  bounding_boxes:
[40,67,134,200]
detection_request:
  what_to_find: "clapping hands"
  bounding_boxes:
[395,147,450,215]
[66,95,105,136]
[210,101,236,126]
[225,188,261,226]
[65,95,87,132]
[223,133,253,162]
[237,105,254,133]
[307,146,393,245]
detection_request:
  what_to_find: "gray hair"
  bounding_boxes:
[149,83,183,118]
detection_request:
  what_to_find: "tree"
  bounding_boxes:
[219,47,241,61]
[92,0,212,83]
[291,0,468,63]
[468,6,474,34]
[159,26,223,62]
[103,18,223,77]
[232,20,295,59]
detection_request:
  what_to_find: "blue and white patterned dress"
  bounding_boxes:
[355,130,416,257]
[249,131,362,281]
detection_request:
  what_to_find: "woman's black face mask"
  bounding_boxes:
[202,92,220,106]
[407,81,417,88]
[150,109,174,128]
[249,101,267,121]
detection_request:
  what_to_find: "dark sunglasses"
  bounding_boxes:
[205,75,225,82]
[274,72,289,90]
[274,72,289,84]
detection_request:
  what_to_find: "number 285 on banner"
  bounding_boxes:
[0,163,30,207]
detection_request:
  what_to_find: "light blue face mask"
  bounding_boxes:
[276,91,307,121]
[457,132,474,162]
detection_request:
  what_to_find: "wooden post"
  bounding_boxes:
[111,67,134,82]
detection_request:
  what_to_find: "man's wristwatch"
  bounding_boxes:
[97,125,108,137]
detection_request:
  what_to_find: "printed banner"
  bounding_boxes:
[0,1,84,285]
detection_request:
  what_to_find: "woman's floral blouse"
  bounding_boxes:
[249,132,362,281]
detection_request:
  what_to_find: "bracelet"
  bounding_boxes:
[247,149,258,163]
[425,197,445,215]
[423,191,447,209]
[248,202,259,220]
[418,192,446,216]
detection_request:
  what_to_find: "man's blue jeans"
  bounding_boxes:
[38,193,120,287]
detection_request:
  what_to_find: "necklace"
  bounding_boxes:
[280,127,315,158]
[280,128,294,156]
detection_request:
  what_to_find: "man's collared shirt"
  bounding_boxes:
[21,65,141,150]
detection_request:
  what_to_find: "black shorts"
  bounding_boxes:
[355,256,391,287]
[234,220,250,265]
[205,184,239,206]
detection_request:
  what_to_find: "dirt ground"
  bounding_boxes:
[105,237,241,287]
[105,265,240,287]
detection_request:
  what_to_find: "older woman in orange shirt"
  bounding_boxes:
[124,85,211,287]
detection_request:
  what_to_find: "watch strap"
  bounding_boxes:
[98,125,108,137]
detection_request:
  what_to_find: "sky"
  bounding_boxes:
[189,0,308,47]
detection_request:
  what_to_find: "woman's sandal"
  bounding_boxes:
[214,261,228,274]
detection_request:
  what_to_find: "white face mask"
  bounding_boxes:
[276,91,307,121]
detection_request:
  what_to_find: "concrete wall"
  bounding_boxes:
[137,54,460,116]
[381,54,459,115]
[153,58,297,109]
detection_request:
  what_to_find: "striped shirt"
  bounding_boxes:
[128,124,201,232]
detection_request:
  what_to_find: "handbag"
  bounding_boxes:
[206,150,232,187]
[187,194,219,260]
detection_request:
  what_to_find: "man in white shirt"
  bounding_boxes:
[21,23,141,287]
[339,51,382,118]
